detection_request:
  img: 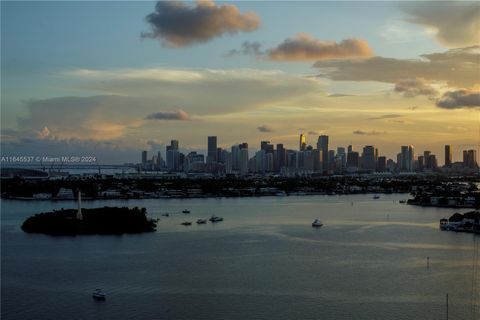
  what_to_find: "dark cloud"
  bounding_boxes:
[226,41,264,57]
[394,78,437,98]
[267,33,373,61]
[353,130,386,135]
[436,89,480,109]
[314,46,479,88]
[401,2,480,48]
[142,1,260,47]
[257,125,274,132]
[145,109,191,121]
[367,114,403,120]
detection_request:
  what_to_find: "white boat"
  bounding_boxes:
[312,219,323,227]
[209,215,223,223]
[92,289,106,300]
[196,219,207,224]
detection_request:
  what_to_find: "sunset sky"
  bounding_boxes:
[2,1,479,164]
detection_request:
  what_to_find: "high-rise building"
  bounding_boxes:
[337,147,346,167]
[400,145,414,172]
[141,150,147,166]
[445,145,452,167]
[347,151,359,168]
[423,151,431,169]
[317,135,329,170]
[463,149,478,168]
[303,150,314,171]
[207,136,217,163]
[217,147,224,163]
[377,156,386,172]
[276,144,286,171]
[286,150,297,168]
[261,141,274,154]
[328,150,335,170]
[166,140,180,171]
[156,151,163,169]
[231,145,240,171]
[299,134,306,151]
[417,156,424,171]
[239,144,249,175]
[255,150,266,173]
[427,154,438,170]
[361,146,376,170]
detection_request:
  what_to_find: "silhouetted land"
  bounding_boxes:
[3,175,479,199]
[21,207,157,235]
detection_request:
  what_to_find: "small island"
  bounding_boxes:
[440,210,480,234]
[21,206,157,235]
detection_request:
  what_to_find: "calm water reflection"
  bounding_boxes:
[1,194,477,319]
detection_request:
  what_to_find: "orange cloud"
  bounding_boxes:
[267,33,373,61]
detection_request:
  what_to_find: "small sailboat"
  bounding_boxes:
[373,195,380,199]
[196,219,207,224]
[182,209,191,214]
[181,221,192,226]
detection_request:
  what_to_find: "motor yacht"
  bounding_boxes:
[312,219,323,227]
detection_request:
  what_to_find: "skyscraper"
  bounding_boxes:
[141,150,147,165]
[400,145,414,172]
[317,135,329,170]
[463,149,478,168]
[276,144,286,171]
[445,145,452,167]
[377,156,386,172]
[299,134,306,151]
[207,136,217,163]
[347,151,359,168]
[239,143,249,175]
[171,140,179,151]
[166,140,180,171]
[361,146,376,170]
[231,145,240,171]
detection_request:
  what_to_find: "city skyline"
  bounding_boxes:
[139,133,478,174]
[1,1,479,164]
